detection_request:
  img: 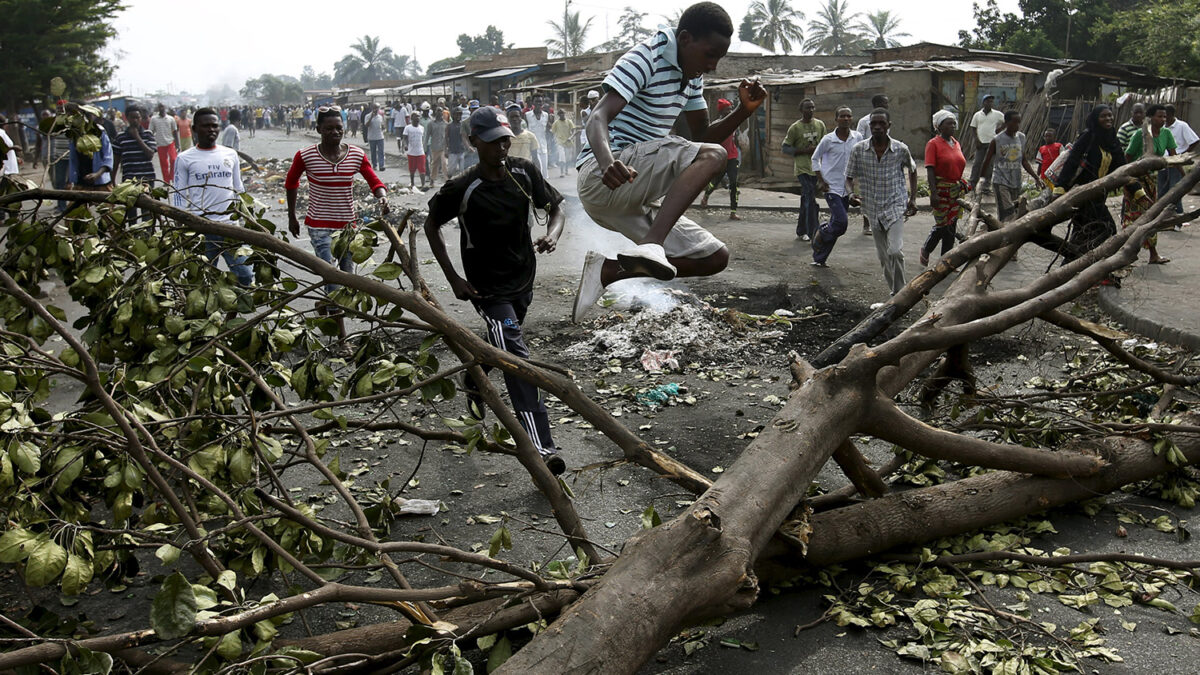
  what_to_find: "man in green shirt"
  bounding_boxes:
[783,99,826,240]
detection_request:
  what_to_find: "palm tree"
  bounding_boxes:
[742,0,805,54]
[546,10,593,58]
[392,54,422,79]
[857,10,910,49]
[804,0,868,55]
[334,35,402,85]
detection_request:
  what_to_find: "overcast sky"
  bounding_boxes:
[105,0,1020,97]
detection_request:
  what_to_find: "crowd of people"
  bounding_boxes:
[770,90,1198,298]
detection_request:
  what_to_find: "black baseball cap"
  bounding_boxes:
[469,108,514,142]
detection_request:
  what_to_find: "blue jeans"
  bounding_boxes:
[812,193,849,264]
[1158,167,1184,214]
[797,173,820,238]
[51,158,70,212]
[309,227,354,294]
[369,139,386,170]
[204,234,254,286]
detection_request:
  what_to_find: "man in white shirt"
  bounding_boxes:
[1163,104,1198,228]
[524,98,551,174]
[810,106,863,267]
[0,116,19,176]
[402,111,427,189]
[172,108,253,286]
[967,94,1005,190]
[150,103,180,181]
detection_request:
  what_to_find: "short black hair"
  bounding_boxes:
[125,104,147,119]
[870,107,890,121]
[871,94,889,108]
[193,107,219,125]
[678,2,733,40]
[1003,110,1020,122]
[836,105,852,116]
[1148,103,1167,117]
[228,108,241,124]
[1165,104,1177,115]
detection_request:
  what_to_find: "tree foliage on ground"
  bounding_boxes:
[0,0,124,115]
[804,0,869,55]
[741,0,805,54]
[333,35,420,86]
[239,74,305,106]
[1,148,1199,672]
[426,26,510,76]
[598,6,654,52]
[857,9,909,50]
[546,10,594,58]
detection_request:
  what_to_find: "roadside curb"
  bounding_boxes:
[1097,286,1200,351]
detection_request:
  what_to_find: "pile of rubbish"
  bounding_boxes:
[563,290,787,365]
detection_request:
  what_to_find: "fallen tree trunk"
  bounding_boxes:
[799,418,1200,567]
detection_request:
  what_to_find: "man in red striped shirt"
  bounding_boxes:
[285,107,390,337]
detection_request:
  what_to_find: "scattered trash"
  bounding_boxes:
[391,497,440,516]
[640,348,680,373]
[636,382,681,407]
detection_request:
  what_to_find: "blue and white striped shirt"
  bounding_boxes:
[577,28,707,167]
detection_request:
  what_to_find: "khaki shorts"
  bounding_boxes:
[577,136,725,259]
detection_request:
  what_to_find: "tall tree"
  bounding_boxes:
[457,26,509,58]
[805,0,867,55]
[742,0,805,53]
[1095,0,1200,79]
[428,26,510,75]
[240,74,304,106]
[599,6,654,52]
[0,0,124,116]
[333,35,404,86]
[546,9,594,58]
[957,0,1138,61]
[299,65,334,90]
[857,10,910,49]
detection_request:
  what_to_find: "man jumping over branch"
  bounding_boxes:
[571,1,766,322]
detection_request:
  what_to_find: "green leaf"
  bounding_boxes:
[228,448,254,484]
[215,631,242,660]
[641,505,661,530]
[155,544,181,566]
[25,537,68,587]
[486,634,512,672]
[60,553,94,595]
[372,262,405,280]
[9,441,41,474]
[150,571,198,639]
[488,526,512,558]
[59,646,113,675]
[0,528,38,563]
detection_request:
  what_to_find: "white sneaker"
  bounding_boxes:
[572,251,607,323]
[617,243,676,281]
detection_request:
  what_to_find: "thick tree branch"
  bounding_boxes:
[863,396,1104,477]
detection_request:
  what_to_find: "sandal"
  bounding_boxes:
[1148,258,1171,265]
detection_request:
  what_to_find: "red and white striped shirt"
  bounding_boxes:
[285,144,385,228]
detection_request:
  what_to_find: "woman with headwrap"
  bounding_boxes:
[1052,104,1148,279]
[919,109,969,266]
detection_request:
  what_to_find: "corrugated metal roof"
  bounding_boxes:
[707,59,1039,88]
[474,65,539,80]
